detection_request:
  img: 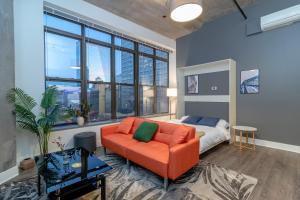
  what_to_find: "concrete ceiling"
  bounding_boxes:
[84,0,256,39]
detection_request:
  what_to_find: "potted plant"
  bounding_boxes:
[51,136,69,164]
[7,86,65,156]
[66,101,91,126]
[77,115,85,126]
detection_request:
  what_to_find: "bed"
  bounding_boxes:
[169,116,230,154]
[176,59,236,154]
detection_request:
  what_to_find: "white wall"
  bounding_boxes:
[14,0,45,162]
[14,0,176,161]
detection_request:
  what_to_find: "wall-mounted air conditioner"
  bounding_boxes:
[261,4,300,31]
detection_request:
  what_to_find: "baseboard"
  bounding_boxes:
[235,136,300,154]
[0,166,19,185]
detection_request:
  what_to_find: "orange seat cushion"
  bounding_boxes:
[116,117,135,134]
[126,141,169,177]
[102,133,138,157]
[169,125,189,147]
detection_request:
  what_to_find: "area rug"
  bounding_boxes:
[0,153,257,200]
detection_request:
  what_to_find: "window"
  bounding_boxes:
[156,60,168,86]
[156,49,168,59]
[139,44,154,55]
[86,43,111,82]
[156,59,169,114]
[44,13,169,126]
[46,81,81,125]
[139,56,153,85]
[44,15,82,125]
[88,84,111,121]
[139,86,154,115]
[115,37,134,50]
[139,56,154,115]
[116,85,135,118]
[85,27,112,44]
[86,43,111,121]
[44,14,81,35]
[45,33,81,79]
[156,87,168,113]
[115,50,135,118]
[115,50,134,84]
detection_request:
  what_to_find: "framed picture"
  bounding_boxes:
[240,69,259,94]
[187,75,199,94]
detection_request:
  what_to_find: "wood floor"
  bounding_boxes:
[7,144,300,200]
[202,143,300,200]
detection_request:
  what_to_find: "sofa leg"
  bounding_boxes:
[103,147,107,155]
[163,178,168,191]
[126,159,130,167]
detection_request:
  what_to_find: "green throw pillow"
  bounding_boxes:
[133,122,158,142]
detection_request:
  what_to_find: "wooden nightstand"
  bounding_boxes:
[232,126,257,150]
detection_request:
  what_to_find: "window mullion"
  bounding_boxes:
[135,43,140,116]
[167,59,170,114]
[111,40,117,119]
[45,27,82,40]
[153,58,157,114]
[81,25,87,117]
[45,77,82,82]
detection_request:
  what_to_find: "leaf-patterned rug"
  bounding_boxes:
[0,153,257,200]
[101,153,257,200]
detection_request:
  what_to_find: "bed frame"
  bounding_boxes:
[201,140,230,154]
[177,59,237,143]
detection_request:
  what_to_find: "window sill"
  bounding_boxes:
[141,113,170,119]
[52,119,121,132]
[52,114,170,132]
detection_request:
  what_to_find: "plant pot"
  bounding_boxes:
[77,116,85,126]
[20,158,35,170]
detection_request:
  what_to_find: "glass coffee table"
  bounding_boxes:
[35,148,112,200]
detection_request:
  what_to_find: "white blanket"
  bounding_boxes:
[169,119,230,153]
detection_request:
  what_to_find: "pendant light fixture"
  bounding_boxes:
[170,0,203,22]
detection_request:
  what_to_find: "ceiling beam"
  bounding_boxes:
[233,0,247,20]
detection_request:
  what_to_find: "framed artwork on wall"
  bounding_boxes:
[187,75,199,94]
[240,69,259,94]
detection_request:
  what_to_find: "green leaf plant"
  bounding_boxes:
[7,86,66,156]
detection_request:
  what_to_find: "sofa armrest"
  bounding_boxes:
[100,124,119,139]
[168,138,199,180]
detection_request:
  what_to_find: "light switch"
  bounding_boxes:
[211,86,218,91]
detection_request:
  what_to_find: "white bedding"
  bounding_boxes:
[169,119,230,153]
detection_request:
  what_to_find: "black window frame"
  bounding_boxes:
[44,12,169,126]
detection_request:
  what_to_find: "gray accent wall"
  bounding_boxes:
[177,0,300,145]
[185,102,229,121]
[0,0,16,172]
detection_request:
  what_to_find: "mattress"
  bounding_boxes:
[169,119,230,153]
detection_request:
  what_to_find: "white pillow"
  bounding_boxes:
[179,115,189,122]
[217,119,229,129]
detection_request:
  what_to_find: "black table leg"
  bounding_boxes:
[101,176,106,200]
[55,189,61,200]
[38,174,41,196]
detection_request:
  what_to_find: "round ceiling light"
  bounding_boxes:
[170,0,203,22]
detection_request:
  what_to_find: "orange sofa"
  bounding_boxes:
[100,117,199,189]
